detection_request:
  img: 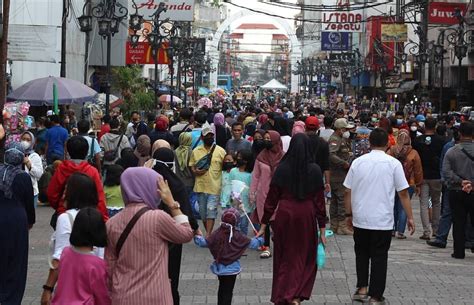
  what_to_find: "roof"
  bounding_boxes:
[272,34,288,40]
[229,33,244,39]
[236,23,278,30]
[261,79,287,90]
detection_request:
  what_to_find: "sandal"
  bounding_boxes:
[260,249,272,259]
[369,297,386,304]
[396,233,407,239]
[352,288,368,302]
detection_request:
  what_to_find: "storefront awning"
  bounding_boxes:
[386,80,419,94]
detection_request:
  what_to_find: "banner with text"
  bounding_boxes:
[125,41,170,65]
[130,0,195,21]
[8,25,57,63]
[428,2,468,25]
[321,32,350,51]
[381,24,407,42]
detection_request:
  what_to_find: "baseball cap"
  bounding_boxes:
[201,126,214,137]
[305,116,320,130]
[416,114,426,122]
[46,110,54,116]
[334,118,354,129]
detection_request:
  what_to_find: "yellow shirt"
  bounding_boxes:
[189,145,226,195]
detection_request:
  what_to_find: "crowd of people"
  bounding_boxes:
[0,98,472,305]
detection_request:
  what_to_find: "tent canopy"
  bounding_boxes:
[260,79,287,90]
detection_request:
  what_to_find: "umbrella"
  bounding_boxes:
[197,97,212,108]
[7,76,98,106]
[159,94,183,104]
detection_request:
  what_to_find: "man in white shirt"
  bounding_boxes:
[343,128,415,305]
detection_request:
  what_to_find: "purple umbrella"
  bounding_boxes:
[7,76,98,106]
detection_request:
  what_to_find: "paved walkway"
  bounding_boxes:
[22,200,474,305]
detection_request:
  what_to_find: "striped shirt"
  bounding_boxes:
[105,203,193,305]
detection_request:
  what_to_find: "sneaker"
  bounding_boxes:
[352,288,368,302]
[419,234,431,240]
[369,297,386,304]
[451,253,465,259]
[396,233,407,239]
[426,240,446,248]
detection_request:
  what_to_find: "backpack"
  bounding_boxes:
[172,123,192,147]
[104,134,124,162]
[353,132,371,159]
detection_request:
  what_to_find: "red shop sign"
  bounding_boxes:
[125,41,170,65]
[428,2,468,25]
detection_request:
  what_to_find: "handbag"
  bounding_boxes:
[104,134,124,162]
[87,135,98,167]
[115,206,151,257]
[195,144,216,171]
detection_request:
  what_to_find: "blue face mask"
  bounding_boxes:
[397,119,403,126]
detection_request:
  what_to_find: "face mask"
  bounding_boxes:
[223,162,234,171]
[264,140,273,149]
[252,139,265,150]
[20,141,31,150]
[410,126,418,132]
[236,159,246,167]
[156,160,174,170]
[371,118,378,123]
[342,131,351,139]
[397,119,403,126]
[418,122,425,128]
[203,138,214,146]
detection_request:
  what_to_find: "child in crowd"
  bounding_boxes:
[51,207,110,305]
[229,149,254,235]
[220,153,235,209]
[103,164,124,217]
[194,208,263,305]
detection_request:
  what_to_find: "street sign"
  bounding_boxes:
[428,2,468,25]
[130,0,195,21]
[125,41,170,65]
[8,25,57,63]
[321,32,350,51]
[187,38,206,54]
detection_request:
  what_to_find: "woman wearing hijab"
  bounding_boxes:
[258,133,325,305]
[133,135,151,167]
[273,116,292,152]
[152,147,200,305]
[251,129,266,161]
[175,132,195,193]
[115,148,139,169]
[21,131,44,208]
[144,139,172,168]
[250,130,284,259]
[0,142,35,305]
[388,129,423,239]
[149,116,175,147]
[105,167,194,305]
[213,113,231,148]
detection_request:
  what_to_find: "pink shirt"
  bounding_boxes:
[52,247,111,305]
[105,203,193,305]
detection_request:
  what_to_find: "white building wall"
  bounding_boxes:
[9,0,85,89]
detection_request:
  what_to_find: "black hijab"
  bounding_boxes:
[271,133,323,200]
[115,147,139,169]
[273,116,290,136]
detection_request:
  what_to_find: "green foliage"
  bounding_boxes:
[112,66,156,118]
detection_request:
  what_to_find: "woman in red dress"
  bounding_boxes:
[258,133,326,305]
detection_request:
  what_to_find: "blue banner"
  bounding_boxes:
[321,32,350,51]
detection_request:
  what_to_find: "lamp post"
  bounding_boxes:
[78,0,128,116]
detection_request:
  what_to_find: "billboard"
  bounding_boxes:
[381,24,408,42]
[322,11,363,32]
[428,2,468,25]
[8,25,57,63]
[131,0,195,21]
[321,32,350,51]
[125,41,170,65]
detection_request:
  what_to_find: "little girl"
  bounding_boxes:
[229,149,254,235]
[194,208,263,305]
[220,153,235,209]
[103,164,124,217]
[51,207,110,305]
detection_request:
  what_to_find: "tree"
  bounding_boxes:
[112,66,155,118]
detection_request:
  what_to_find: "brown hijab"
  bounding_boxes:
[256,130,284,174]
[133,135,151,166]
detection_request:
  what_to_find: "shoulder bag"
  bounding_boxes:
[195,144,216,171]
[104,134,124,162]
[115,206,151,257]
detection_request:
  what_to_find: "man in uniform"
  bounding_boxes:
[329,118,354,235]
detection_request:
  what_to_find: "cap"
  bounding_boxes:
[416,114,426,122]
[201,126,214,137]
[305,116,320,130]
[334,118,354,129]
[46,110,54,116]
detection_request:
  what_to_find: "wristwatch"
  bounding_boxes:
[169,201,181,210]
[42,285,54,292]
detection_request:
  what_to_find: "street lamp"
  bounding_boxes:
[78,0,128,116]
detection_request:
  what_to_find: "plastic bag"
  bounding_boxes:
[317,229,334,268]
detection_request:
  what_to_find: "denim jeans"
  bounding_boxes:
[435,187,474,247]
[197,193,218,220]
[394,187,414,234]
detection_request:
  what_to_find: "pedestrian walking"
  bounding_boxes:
[51,208,110,305]
[105,167,193,305]
[442,121,474,259]
[0,142,35,305]
[344,128,415,304]
[194,208,263,305]
[21,131,44,208]
[258,133,325,305]
[45,115,68,164]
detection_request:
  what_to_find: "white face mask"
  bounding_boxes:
[410,126,418,132]
[342,131,351,139]
[20,141,31,150]
[418,122,425,128]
